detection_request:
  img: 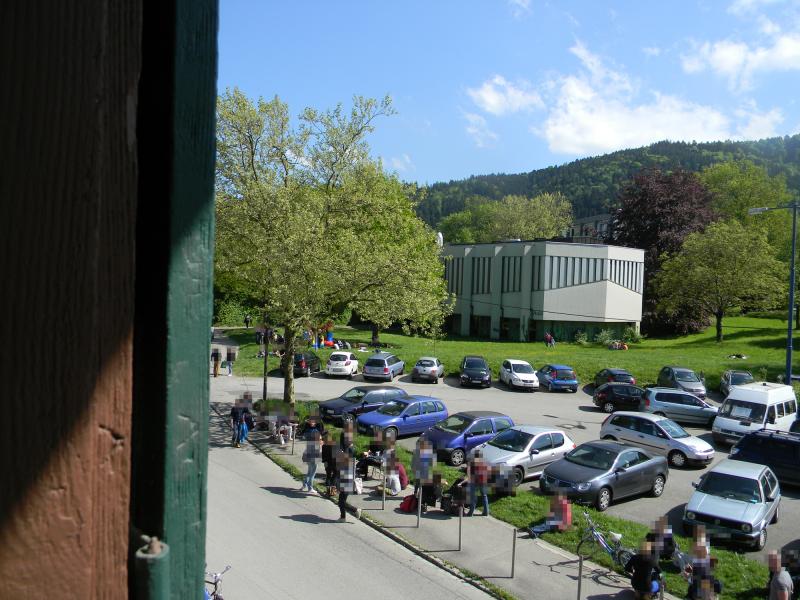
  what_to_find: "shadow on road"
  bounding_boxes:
[261,486,309,499]
[279,513,341,524]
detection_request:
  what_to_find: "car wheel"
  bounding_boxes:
[651,474,666,497]
[668,450,687,468]
[512,467,525,487]
[601,435,617,441]
[384,427,398,440]
[596,487,612,512]
[754,528,767,551]
[772,504,780,524]
[450,448,465,466]
[433,377,438,384]
[602,402,615,414]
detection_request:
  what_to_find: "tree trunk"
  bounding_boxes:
[282,325,297,405]
[715,310,724,343]
[371,323,380,346]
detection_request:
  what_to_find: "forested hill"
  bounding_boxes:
[414,135,800,227]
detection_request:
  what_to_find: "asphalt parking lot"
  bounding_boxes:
[284,367,800,561]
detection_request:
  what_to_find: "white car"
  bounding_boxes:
[499,359,539,391]
[325,351,359,378]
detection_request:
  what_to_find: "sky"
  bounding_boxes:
[218,0,800,184]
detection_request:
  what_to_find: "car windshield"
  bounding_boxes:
[417,360,435,367]
[556,369,576,380]
[489,429,533,452]
[512,363,534,374]
[659,419,690,439]
[697,472,762,503]
[330,354,348,362]
[365,358,385,367]
[377,401,408,416]
[435,414,472,433]
[675,369,700,383]
[342,388,367,403]
[565,445,616,470]
[731,372,754,386]
[465,359,486,369]
[719,400,766,424]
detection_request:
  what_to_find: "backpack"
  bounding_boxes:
[399,494,417,513]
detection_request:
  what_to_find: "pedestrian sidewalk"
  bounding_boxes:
[211,395,679,600]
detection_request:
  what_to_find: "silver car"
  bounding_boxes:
[473,425,575,486]
[411,356,444,383]
[719,369,754,398]
[683,459,781,551]
[640,387,718,427]
[600,411,714,468]
[362,352,405,381]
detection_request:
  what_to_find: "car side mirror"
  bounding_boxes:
[691,481,698,489]
[465,432,474,438]
[614,467,627,474]
[530,448,540,455]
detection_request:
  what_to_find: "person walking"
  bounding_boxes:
[321,431,338,496]
[463,449,490,516]
[226,347,236,377]
[229,400,249,448]
[301,429,322,494]
[244,313,252,329]
[211,347,221,378]
[768,550,794,600]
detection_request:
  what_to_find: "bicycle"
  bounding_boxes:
[205,564,231,600]
[580,511,635,574]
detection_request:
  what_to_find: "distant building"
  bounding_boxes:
[565,213,612,244]
[443,239,644,342]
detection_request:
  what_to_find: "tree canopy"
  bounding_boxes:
[654,220,784,342]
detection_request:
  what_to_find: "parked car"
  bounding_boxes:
[499,359,539,391]
[719,369,755,397]
[656,366,707,399]
[280,351,321,377]
[712,382,799,445]
[536,364,578,393]
[540,440,668,511]
[356,395,448,438]
[600,411,715,468]
[411,356,444,383]
[730,429,800,486]
[477,425,575,486]
[459,355,492,388]
[683,459,781,550]
[640,387,718,427]
[420,411,514,466]
[593,368,636,388]
[593,383,646,413]
[325,351,359,378]
[318,386,408,424]
[362,352,405,382]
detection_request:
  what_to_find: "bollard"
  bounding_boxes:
[381,470,386,510]
[659,572,665,600]
[576,554,583,600]
[416,487,422,528]
[458,504,463,551]
[291,425,296,455]
[511,528,517,578]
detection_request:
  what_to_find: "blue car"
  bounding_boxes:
[419,411,514,466]
[537,363,579,393]
[356,396,448,438]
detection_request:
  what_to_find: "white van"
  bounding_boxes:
[712,382,798,445]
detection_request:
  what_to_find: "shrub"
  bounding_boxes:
[594,328,615,346]
[622,326,643,344]
[216,299,247,326]
[574,330,588,345]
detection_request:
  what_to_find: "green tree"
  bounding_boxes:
[654,220,784,342]
[215,89,449,404]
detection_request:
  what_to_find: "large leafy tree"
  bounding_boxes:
[654,220,784,342]
[215,88,449,404]
[608,168,718,334]
[438,192,572,244]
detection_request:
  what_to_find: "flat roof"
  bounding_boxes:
[443,239,642,251]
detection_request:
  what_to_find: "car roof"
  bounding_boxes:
[548,364,574,370]
[417,356,438,361]
[505,358,532,365]
[709,458,768,478]
[513,425,561,435]
[648,386,696,394]
[611,411,670,423]
[727,369,753,375]
[665,366,694,371]
[606,368,631,374]
[579,440,627,454]
[454,410,507,419]
[407,395,442,403]
[742,429,800,443]
[367,351,394,358]
[463,355,486,360]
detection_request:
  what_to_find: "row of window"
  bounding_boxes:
[471,256,492,295]
[445,257,464,294]
[501,256,522,293]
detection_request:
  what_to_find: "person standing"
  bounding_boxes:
[244,313,252,329]
[226,347,236,377]
[229,401,246,448]
[412,438,434,496]
[211,347,221,378]
[336,421,358,521]
[321,432,337,497]
[464,449,490,516]
[301,429,322,495]
[769,550,794,600]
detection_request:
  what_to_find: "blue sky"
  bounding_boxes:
[218,0,800,184]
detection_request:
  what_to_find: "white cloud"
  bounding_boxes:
[642,46,662,57]
[508,0,531,17]
[735,103,784,138]
[682,33,800,91]
[758,15,781,35]
[389,153,414,172]
[463,112,498,148]
[467,75,544,115]
[728,0,785,16]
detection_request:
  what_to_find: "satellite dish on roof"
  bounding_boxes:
[436,232,444,248]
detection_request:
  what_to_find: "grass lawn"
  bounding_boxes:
[225,314,795,390]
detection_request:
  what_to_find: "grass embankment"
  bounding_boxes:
[226,315,793,391]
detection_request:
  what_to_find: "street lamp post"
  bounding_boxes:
[749,203,798,384]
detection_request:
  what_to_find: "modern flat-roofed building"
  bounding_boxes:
[443,239,644,342]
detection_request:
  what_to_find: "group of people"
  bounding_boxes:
[211,346,237,377]
[544,331,557,348]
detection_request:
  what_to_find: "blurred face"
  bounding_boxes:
[769,551,781,573]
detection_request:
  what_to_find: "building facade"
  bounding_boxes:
[565,213,612,244]
[443,240,644,342]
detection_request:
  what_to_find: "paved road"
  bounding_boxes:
[217,369,800,562]
[205,413,492,600]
